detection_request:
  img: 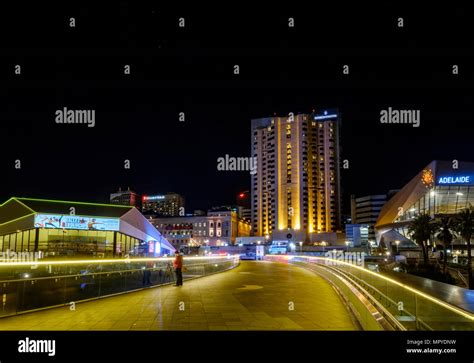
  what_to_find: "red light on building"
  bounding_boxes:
[239,193,245,198]
[143,196,147,201]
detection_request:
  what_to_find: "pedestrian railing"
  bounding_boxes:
[265,254,474,331]
[0,255,239,318]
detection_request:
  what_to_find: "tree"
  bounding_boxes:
[454,207,474,289]
[408,214,435,265]
[435,216,455,275]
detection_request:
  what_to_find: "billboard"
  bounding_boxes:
[34,214,120,231]
[143,195,165,201]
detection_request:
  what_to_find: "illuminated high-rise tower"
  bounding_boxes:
[251,110,341,243]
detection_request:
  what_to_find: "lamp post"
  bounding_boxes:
[345,241,350,253]
[299,241,303,254]
[395,240,400,254]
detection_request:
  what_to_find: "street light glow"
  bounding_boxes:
[265,254,474,321]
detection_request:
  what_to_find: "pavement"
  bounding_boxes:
[0,260,357,331]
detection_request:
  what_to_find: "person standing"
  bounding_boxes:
[142,260,153,286]
[173,251,183,286]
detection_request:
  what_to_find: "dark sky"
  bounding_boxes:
[0,4,473,215]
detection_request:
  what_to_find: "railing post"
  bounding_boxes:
[415,295,418,330]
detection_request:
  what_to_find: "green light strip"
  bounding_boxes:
[14,199,37,213]
[0,198,16,207]
[0,213,35,227]
[14,197,133,209]
[0,255,238,267]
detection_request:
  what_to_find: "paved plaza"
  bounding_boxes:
[0,261,356,331]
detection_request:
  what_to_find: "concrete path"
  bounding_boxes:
[0,261,356,330]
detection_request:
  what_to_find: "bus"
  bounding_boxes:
[268,241,289,254]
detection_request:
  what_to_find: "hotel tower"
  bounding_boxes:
[251,110,341,243]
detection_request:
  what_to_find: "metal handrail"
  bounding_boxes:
[324,264,431,331]
[265,254,474,330]
[0,260,226,283]
[322,264,410,330]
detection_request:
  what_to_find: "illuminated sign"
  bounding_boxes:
[437,175,473,185]
[155,242,161,255]
[143,195,165,201]
[148,241,155,253]
[313,114,338,120]
[34,214,120,231]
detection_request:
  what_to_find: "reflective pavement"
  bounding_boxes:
[0,260,357,331]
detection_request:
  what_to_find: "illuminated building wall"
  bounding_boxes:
[350,193,394,243]
[375,160,474,245]
[142,192,185,217]
[0,197,174,258]
[110,187,141,209]
[251,110,342,242]
[151,209,252,249]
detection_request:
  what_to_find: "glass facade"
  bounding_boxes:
[396,185,474,222]
[0,229,36,252]
[392,185,474,240]
[0,228,147,258]
[0,198,173,258]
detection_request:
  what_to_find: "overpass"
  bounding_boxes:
[0,255,473,330]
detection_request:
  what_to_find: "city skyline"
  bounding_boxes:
[1,4,473,225]
[2,4,474,359]
[1,97,472,216]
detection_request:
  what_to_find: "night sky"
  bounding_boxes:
[0,4,473,215]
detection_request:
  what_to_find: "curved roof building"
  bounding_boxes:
[375,160,474,246]
[0,197,174,258]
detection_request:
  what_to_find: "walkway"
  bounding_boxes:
[0,261,356,330]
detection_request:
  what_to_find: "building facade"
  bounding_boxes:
[142,193,185,217]
[350,194,392,244]
[0,197,174,258]
[236,191,252,223]
[345,224,369,247]
[110,188,141,209]
[251,109,342,243]
[375,160,474,248]
[151,209,251,250]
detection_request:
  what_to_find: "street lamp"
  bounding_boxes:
[395,240,400,254]
[299,241,303,254]
[345,241,350,253]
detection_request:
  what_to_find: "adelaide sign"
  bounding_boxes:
[437,175,473,186]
